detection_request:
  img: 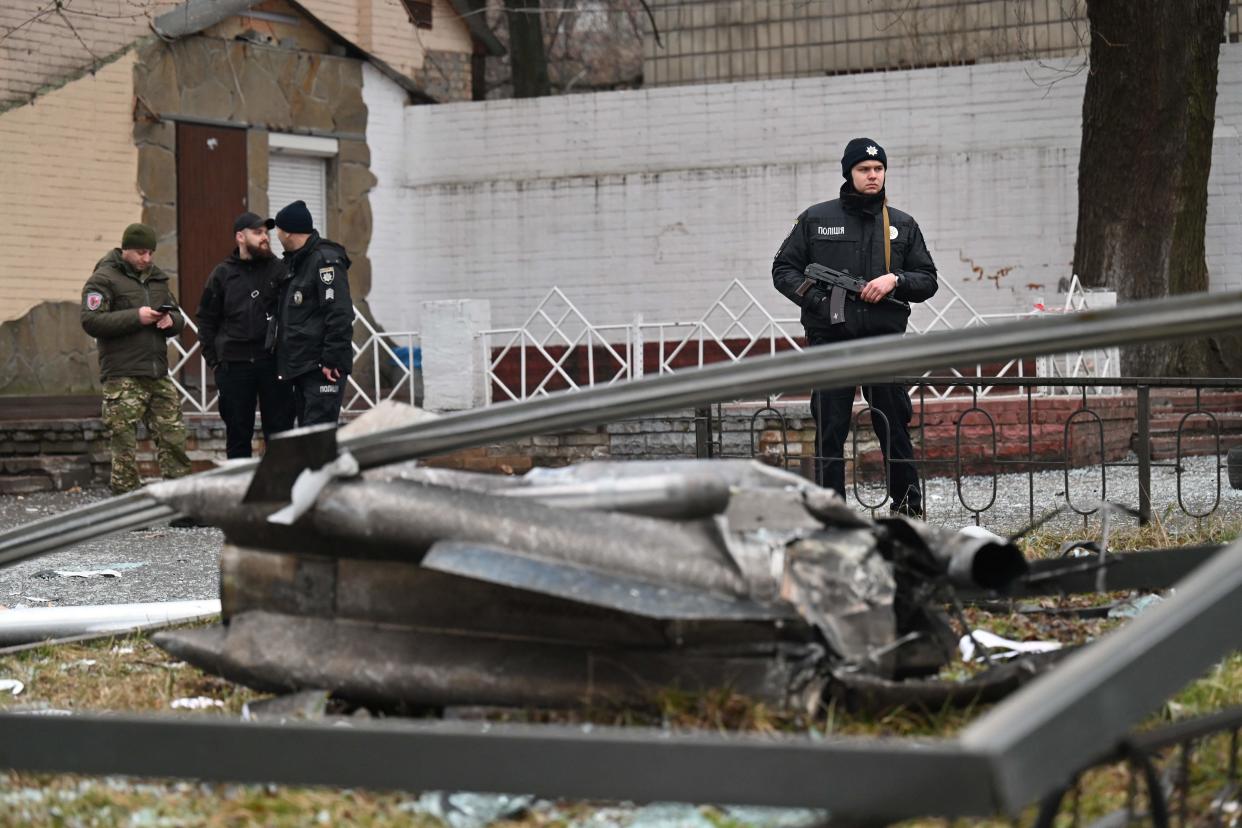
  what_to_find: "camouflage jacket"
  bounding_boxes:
[80,249,185,381]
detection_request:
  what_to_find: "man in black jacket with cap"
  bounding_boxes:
[773,138,938,517]
[196,212,294,458]
[272,200,354,426]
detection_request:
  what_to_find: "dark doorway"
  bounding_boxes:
[175,122,248,391]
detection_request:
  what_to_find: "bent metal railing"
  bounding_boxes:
[167,308,419,415]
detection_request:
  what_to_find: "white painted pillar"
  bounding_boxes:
[420,299,492,411]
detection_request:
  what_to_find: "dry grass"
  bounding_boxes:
[0,631,258,716]
[0,521,1237,826]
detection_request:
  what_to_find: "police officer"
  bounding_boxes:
[272,200,353,426]
[80,223,193,495]
[196,212,295,458]
[772,138,938,517]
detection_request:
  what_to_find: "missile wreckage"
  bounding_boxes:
[138,408,1027,713]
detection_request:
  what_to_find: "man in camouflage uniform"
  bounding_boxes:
[81,223,193,494]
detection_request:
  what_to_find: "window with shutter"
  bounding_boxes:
[268,153,328,259]
[400,0,433,29]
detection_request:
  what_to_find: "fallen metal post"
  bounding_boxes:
[960,534,1242,813]
[0,713,992,819]
[0,600,221,646]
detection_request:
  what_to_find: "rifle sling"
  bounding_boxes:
[882,201,891,274]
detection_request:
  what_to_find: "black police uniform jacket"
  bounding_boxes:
[772,185,938,340]
[195,250,286,368]
[275,232,353,381]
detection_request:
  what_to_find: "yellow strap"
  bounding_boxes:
[882,201,891,273]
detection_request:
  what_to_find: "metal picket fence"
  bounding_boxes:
[167,309,420,415]
[483,276,1119,403]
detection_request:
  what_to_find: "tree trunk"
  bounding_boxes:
[1073,0,1228,376]
[505,0,551,98]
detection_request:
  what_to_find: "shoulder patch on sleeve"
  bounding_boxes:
[319,267,335,285]
[85,292,104,311]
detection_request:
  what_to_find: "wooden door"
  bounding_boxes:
[175,123,248,389]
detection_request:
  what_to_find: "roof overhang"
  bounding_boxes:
[151,0,436,103]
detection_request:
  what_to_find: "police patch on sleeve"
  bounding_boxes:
[85,292,103,311]
[319,267,335,285]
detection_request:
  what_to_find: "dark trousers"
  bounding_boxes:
[215,357,296,458]
[811,382,921,513]
[292,371,346,427]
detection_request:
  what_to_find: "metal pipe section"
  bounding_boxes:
[0,600,221,646]
[1137,384,1152,525]
[0,711,994,818]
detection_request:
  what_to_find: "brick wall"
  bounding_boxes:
[643,0,1090,86]
[0,50,141,325]
[0,415,225,494]
[4,390,1239,492]
[366,46,1242,337]
[0,1,172,109]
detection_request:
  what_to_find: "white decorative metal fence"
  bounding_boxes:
[168,308,419,415]
[483,276,1123,403]
[168,278,1118,413]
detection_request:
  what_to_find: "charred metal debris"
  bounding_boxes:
[148,450,1030,712]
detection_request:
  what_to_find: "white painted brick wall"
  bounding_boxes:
[361,63,415,328]
[367,47,1242,336]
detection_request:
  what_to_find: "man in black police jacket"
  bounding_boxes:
[196,212,294,458]
[272,200,354,427]
[772,138,938,517]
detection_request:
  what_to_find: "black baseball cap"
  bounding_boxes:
[233,211,276,233]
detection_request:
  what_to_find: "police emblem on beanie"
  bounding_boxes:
[841,138,887,179]
[274,200,314,234]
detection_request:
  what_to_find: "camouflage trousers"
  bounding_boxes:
[101,376,192,495]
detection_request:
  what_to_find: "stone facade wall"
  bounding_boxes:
[414,50,472,103]
[132,35,375,293]
[0,303,99,396]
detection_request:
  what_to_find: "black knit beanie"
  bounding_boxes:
[275,200,314,234]
[841,138,887,179]
[121,223,158,251]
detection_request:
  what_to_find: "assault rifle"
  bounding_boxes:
[794,263,905,325]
